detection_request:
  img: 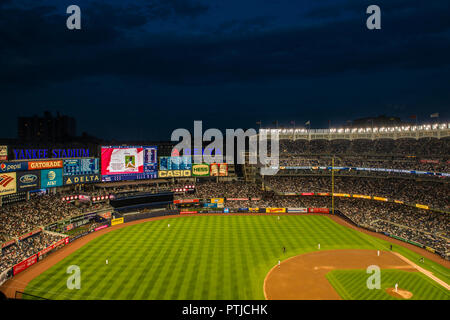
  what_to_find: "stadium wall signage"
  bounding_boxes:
[158,170,191,178]
[0,172,17,196]
[0,145,7,161]
[0,161,28,173]
[12,148,90,160]
[29,160,63,170]
[13,254,37,276]
[111,217,124,226]
[192,163,210,176]
[17,171,40,191]
[40,168,63,188]
[63,174,101,185]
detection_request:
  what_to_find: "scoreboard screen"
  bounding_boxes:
[63,159,100,176]
[101,146,158,182]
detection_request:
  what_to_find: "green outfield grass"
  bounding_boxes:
[326,269,450,300]
[23,215,450,300]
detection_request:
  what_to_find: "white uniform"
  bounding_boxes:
[106,259,108,265]
[318,243,320,250]
[278,260,281,267]
[395,283,398,292]
[377,250,380,256]
[168,224,170,227]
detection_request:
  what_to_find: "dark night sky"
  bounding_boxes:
[1,0,449,141]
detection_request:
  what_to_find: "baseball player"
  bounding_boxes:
[278,260,281,267]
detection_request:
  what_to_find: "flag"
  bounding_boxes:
[430,113,439,118]
[305,120,310,126]
[256,121,261,125]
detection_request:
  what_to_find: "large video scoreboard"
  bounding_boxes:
[101,146,158,182]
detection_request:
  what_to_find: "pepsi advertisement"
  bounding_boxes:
[41,168,63,188]
[17,171,41,191]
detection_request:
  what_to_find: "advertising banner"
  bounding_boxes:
[333,193,351,197]
[111,217,124,226]
[308,208,330,213]
[158,170,191,178]
[415,204,429,210]
[209,163,228,176]
[63,174,101,185]
[0,161,28,173]
[248,208,260,213]
[1,239,16,248]
[63,158,100,176]
[16,171,41,191]
[373,197,388,202]
[0,172,17,196]
[394,200,404,204]
[101,146,158,181]
[226,198,249,201]
[94,225,108,231]
[174,199,199,204]
[28,160,63,170]
[0,145,7,161]
[287,208,308,213]
[352,194,372,199]
[211,198,224,204]
[266,208,286,213]
[13,254,38,276]
[18,228,42,241]
[38,237,69,257]
[180,211,197,214]
[192,163,210,177]
[159,156,191,171]
[41,168,63,188]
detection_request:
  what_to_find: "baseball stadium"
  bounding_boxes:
[0,125,449,301]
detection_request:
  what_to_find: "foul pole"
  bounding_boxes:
[331,156,335,214]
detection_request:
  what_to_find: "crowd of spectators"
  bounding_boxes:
[278,137,450,156]
[263,176,450,210]
[1,232,65,274]
[278,156,449,173]
[336,198,449,258]
[0,194,84,242]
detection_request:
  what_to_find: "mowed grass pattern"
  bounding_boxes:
[326,269,450,300]
[24,215,450,300]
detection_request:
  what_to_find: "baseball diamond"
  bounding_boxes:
[2,214,448,300]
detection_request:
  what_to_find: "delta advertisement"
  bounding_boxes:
[41,168,63,188]
[0,172,17,196]
[63,174,101,185]
[16,171,41,191]
[101,146,158,181]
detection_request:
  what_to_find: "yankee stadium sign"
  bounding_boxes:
[12,148,90,160]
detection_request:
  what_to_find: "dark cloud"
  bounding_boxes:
[0,0,449,139]
[146,0,209,20]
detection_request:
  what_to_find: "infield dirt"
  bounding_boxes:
[1,213,448,299]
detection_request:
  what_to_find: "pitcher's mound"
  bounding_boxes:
[386,288,413,299]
